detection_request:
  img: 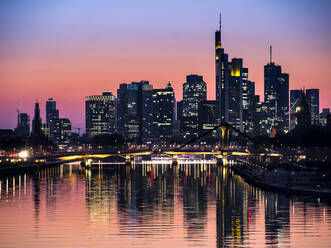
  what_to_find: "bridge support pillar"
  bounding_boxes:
[220,126,229,149]
[172,154,178,166]
[125,154,131,165]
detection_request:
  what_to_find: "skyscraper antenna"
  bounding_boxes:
[219,13,222,30]
[270,45,272,63]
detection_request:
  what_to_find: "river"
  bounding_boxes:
[0,158,330,247]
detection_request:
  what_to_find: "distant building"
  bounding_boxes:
[46,98,59,126]
[264,50,289,135]
[50,118,72,146]
[320,108,330,127]
[242,67,255,135]
[32,102,43,138]
[290,90,304,130]
[15,113,30,137]
[296,92,311,130]
[153,82,175,140]
[85,92,116,137]
[228,58,243,131]
[116,81,153,141]
[198,100,218,136]
[306,89,319,125]
[327,114,331,129]
[181,75,207,140]
[215,14,230,123]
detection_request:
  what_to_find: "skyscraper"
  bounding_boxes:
[228,58,243,131]
[215,14,229,122]
[32,101,42,138]
[46,98,59,126]
[198,100,219,137]
[290,89,304,130]
[15,113,30,137]
[264,47,289,135]
[116,81,154,141]
[153,82,175,140]
[85,92,116,137]
[306,89,319,125]
[50,118,72,147]
[181,74,207,140]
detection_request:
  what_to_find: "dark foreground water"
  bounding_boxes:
[0,159,330,247]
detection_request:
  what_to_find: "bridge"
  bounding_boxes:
[54,122,282,166]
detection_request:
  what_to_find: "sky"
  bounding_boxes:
[0,0,330,130]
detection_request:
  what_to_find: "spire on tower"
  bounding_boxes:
[270,45,272,63]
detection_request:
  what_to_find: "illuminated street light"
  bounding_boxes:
[18,150,29,159]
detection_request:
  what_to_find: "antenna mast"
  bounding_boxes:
[270,45,272,63]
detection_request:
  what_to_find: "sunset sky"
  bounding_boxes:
[1,0,330,130]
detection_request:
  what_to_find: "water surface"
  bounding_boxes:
[0,160,330,247]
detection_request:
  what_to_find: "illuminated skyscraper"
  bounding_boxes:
[85,92,116,137]
[153,82,175,140]
[228,58,243,131]
[46,98,59,126]
[264,47,289,135]
[116,81,153,141]
[50,118,72,147]
[215,13,229,122]
[306,89,319,125]
[181,75,207,140]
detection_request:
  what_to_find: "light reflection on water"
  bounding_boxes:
[0,159,330,248]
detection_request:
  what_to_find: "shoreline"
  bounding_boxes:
[230,164,331,198]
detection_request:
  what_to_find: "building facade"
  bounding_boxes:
[181,75,207,140]
[306,89,319,126]
[153,82,175,140]
[85,92,116,137]
[15,113,30,137]
[50,118,72,146]
[264,58,289,136]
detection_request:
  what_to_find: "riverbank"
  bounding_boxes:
[0,159,80,176]
[230,162,331,198]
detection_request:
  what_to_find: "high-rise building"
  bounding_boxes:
[15,113,30,137]
[306,89,319,125]
[320,108,330,127]
[198,100,219,136]
[290,89,304,130]
[32,101,42,138]
[116,81,154,141]
[215,14,229,123]
[228,58,243,131]
[181,75,207,140]
[264,47,289,135]
[153,82,175,140]
[85,92,116,137]
[46,98,59,126]
[296,92,311,129]
[50,118,72,146]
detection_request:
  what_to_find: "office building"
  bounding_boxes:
[264,47,289,135]
[215,13,229,122]
[85,92,116,137]
[116,81,153,141]
[290,90,304,130]
[153,82,175,140]
[320,108,330,127]
[198,100,219,137]
[306,89,319,125]
[50,118,72,146]
[32,101,43,138]
[15,113,30,137]
[181,75,207,140]
[46,98,59,126]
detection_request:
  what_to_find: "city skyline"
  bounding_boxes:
[1,0,331,130]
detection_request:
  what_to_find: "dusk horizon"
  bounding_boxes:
[1,0,331,130]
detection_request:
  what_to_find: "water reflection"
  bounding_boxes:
[0,159,330,247]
